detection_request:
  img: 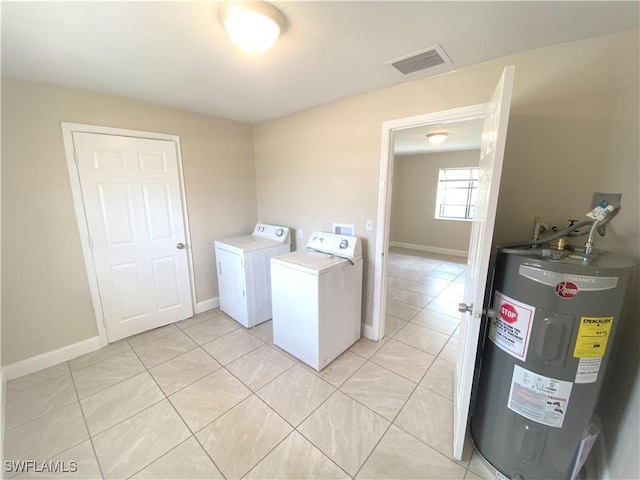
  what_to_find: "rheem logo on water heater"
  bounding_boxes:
[500,304,518,324]
[555,281,579,299]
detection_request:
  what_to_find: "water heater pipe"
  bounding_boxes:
[501,220,593,249]
[584,205,620,254]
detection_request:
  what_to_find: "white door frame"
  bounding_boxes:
[61,123,196,346]
[371,104,489,341]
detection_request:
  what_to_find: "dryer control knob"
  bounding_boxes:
[339,239,349,249]
[276,228,284,237]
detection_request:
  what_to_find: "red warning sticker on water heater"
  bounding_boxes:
[500,304,518,323]
[488,291,535,361]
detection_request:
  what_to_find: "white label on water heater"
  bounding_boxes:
[508,365,573,428]
[488,291,535,361]
[575,357,602,384]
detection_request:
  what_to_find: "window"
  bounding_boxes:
[435,167,478,221]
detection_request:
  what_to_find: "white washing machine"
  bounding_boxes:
[215,223,291,328]
[270,232,363,371]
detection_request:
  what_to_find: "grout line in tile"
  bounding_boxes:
[86,391,167,440]
[384,278,467,467]
[206,330,267,366]
[319,359,408,474]
[198,327,245,351]
[3,375,79,433]
[174,312,220,332]
[125,326,178,350]
[70,364,146,402]
[365,355,423,386]
[291,389,358,479]
[376,368,463,468]
[11,332,192,470]
[192,432,228,480]
[68,361,107,480]
[142,343,201,370]
[221,344,287,394]
[389,329,448,359]
[78,346,186,475]
[69,342,133,373]
[252,361,302,399]
[165,372,246,437]
[5,365,72,396]
[346,363,420,478]
[234,394,304,476]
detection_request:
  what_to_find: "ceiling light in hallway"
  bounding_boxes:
[426,132,449,145]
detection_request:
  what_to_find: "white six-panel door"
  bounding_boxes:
[454,66,515,459]
[73,132,193,341]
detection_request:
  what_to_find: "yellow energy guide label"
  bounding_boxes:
[573,317,613,359]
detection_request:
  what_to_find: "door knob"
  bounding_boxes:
[176,242,185,249]
[458,302,473,314]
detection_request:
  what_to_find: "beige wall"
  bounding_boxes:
[390,150,478,252]
[254,29,638,322]
[254,30,639,478]
[1,79,257,365]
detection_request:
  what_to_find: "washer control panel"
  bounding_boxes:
[307,232,362,259]
[252,224,291,243]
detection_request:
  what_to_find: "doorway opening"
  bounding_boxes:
[371,65,516,462]
[372,104,488,341]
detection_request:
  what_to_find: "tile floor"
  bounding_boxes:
[3,248,497,480]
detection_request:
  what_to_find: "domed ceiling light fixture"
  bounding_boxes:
[218,1,285,54]
[426,132,449,145]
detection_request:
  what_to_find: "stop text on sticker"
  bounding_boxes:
[500,304,518,324]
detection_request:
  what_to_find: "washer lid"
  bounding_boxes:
[215,235,284,253]
[271,250,348,275]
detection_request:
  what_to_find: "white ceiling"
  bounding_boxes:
[2,1,638,126]
[394,117,485,156]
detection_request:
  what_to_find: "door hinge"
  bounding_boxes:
[88,236,94,249]
[73,150,79,165]
[242,290,245,299]
[102,317,107,329]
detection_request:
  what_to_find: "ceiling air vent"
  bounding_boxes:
[388,45,451,75]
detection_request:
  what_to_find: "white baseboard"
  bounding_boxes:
[3,302,219,383]
[196,297,219,314]
[2,336,102,381]
[390,241,468,258]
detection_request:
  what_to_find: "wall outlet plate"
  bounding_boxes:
[333,223,355,236]
[591,192,622,209]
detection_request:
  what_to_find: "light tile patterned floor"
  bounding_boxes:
[4,249,492,480]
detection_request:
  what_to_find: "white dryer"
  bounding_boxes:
[215,223,291,328]
[270,232,363,371]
